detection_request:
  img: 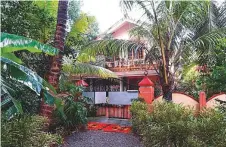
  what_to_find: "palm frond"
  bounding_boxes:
[1,32,59,56]
[190,28,226,51]
[77,53,96,63]
[81,39,142,56]
[62,56,117,79]
[218,1,226,27]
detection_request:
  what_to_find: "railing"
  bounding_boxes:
[106,59,157,72]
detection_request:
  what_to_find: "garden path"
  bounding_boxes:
[63,117,143,147]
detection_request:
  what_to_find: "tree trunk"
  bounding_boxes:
[163,49,172,101]
[47,0,68,89]
[40,0,68,119]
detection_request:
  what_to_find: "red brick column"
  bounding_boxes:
[138,76,154,104]
[199,91,206,110]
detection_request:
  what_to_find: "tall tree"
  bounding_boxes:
[1,1,58,77]
[47,0,69,89]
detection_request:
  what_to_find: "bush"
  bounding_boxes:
[130,101,149,135]
[131,101,226,147]
[1,115,63,147]
[87,104,97,117]
[193,109,226,146]
[50,96,88,136]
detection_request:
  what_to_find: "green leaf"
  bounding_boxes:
[1,53,23,64]
[1,32,59,56]
[1,57,55,95]
[62,62,117,79]
[43,90,55,105]
[11,97,23,114]
[1,87,23,119]
[54,97,67,120]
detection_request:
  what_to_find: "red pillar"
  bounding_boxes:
[138,76,154,104]
[199,91,206,110]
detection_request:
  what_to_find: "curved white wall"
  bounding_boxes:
[155,93,199,109]
[207,94,226,108]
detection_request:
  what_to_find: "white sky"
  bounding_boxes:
[81,0,123,33]
[81,0,225,33]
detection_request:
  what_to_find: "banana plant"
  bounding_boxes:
[1,32,60,118]
[1,57,58,119]
[1,32,59,64]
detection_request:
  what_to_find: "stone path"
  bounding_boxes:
[63,117,143,147]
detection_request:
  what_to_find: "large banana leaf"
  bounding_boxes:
[1,86,23,119]
[1,52,23,64]
[1,57,58,118]
[0,32,59,56]
[1,57,57,95]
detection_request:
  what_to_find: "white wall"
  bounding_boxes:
[207,94,226,108]
[155,93,199,109]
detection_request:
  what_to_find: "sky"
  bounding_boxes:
[81,0,225,33]
[81,0,123,33]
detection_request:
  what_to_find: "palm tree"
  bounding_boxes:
[80,0,226,101]
[47,0,69,90]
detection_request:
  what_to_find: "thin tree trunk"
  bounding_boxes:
[163,48,172,101]
[151,1,171,101]
[47,0,68,89]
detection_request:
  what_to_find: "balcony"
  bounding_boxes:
[105,59,157,72]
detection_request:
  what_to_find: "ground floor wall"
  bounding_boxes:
[85,75,159,92]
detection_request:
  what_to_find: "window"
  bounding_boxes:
[137,48,144,59]
[128,48,143,59]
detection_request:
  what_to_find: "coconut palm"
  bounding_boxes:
[47,0,69,90]
[80,0,226,100]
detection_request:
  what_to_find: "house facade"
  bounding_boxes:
[85,18,159,92]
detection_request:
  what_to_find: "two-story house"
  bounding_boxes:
[85,17,159,92]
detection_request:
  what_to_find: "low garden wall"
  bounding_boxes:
[155,92,199,110]
[206,93,226,108]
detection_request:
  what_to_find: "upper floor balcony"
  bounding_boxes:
[105,58,157,72]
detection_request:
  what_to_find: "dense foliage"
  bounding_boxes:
[1,1,56,42]
[180,39,226,98]
[1,115,62,147]
[48,76,91,136]
[131,101,226,146]
[1,1,57,77]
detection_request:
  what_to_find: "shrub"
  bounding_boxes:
[50,96,88,136]
[87,104,97,117]
[1,115,62,147]
[53,98,87,126]
[50,80,90,135]
[130,101,149,135]
[142,102,194,147]
[193,109,226,146]
[131,101,226,147]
